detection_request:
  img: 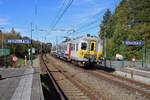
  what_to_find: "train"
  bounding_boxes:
[51,35,103,67]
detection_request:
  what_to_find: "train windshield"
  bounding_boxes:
[81,42,87,50]
[91,43,94,51]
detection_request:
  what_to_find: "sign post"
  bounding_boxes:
[5,39,31,67]
[6,39,31,44]
[121,42,125,67]
[146,49,149,67]
[12,55,18,68]
[30,23,33,66]
[142,47,145,67]
[124,41,144,46]
[124,40,144,68]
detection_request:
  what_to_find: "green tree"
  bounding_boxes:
[10,27,16,34]
[99,9,112,39]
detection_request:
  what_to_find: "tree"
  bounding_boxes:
[99,9,112,39]
[10,27,16,34]
[128,0,150,48]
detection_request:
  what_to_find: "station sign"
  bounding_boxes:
[6,39,31,44]
[124,41,144,46]
[0,49,10,57]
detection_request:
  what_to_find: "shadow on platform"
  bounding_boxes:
[0,71,39,80]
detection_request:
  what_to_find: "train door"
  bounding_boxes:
[68,43,72,61]
[90,40,96,56]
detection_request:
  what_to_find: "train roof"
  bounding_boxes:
[62,36,101,43]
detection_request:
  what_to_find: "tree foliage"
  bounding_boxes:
[0,28,52,59]
[99,0,150,60]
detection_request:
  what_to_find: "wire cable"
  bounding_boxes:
[51,0,74,30]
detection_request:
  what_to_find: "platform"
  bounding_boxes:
[0,67,44,100]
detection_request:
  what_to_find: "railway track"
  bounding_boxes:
[88,69,150,99]
[41,55,67,100]
[41,54,100,100]
[72,63,150,99]
[47,54,150,100]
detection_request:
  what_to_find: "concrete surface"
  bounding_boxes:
[0,56,44,100]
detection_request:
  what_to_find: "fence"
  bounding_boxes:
[104,59,150,70]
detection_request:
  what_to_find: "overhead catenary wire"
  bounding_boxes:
[74,0,120,36]
[50,0,74,30]
[69,8,106,36]
[51,0,68,28]
[77,8,106,27]
[76,19,99,32]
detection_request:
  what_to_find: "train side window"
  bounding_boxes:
[71,44,73,51]
[81,43,87,50]
[73,44,75,51]
[76,44,78,51]
[91,43,94,51]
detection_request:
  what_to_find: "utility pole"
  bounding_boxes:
[0,27,4,56]
[144,32,147,67]
[56,36,58,52]
[2,31,3,52]
[30,23,33,66]
[104,31,107,67]
[45,36,46,53]
[73,21,76,37]
[0,27,5,67]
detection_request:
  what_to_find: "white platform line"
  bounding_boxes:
[11,68,34,100]
[115,71,150,85]
[126,67,150,74]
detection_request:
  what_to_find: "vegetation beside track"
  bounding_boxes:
[0,28,52,67]
[99,0,150,61]
[40,55,61,100]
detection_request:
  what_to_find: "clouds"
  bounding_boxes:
[0,17,9,25]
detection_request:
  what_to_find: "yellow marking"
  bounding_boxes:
[77,50,87,59]
[90,40,96,56]
[97,51,103,60]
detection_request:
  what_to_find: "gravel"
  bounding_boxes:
[47,55,149,100]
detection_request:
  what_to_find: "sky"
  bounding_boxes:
[0,0,120,45]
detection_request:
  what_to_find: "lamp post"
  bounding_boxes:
[0,27,5,67]
[104,31,107,67]
[30,23,34,66]
[0,27,4,54]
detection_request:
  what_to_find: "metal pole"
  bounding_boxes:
[0,27,4,57]
[142,47,144,67]
[144,33,146,66]
[30,23,33,66]
[1,27,5,67]
[104,31,106,67]
[2,31,3,52]
[56,36,58,52]
[122,43,125,67]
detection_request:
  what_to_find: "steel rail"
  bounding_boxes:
[45,55,99,100]
[89,70,150,99]
[52,55,150,99]
[41,55,67,100]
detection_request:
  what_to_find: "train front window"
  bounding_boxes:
[91,43,94,51]
[81,43,87,50]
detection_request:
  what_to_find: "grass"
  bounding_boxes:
[16,58,24,67]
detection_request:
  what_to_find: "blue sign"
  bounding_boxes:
[124,41,144,46]
[6,39,31,44]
